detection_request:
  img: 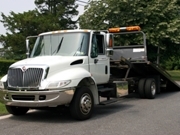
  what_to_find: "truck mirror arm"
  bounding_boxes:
[26,35,38,58]
[26,39,30,58]
[106,48,113,57]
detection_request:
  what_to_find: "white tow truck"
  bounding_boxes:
[0,26,179,120]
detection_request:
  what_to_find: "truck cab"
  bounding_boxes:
[27,30,112,84]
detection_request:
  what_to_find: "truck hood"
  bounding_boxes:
[10,56,88,77]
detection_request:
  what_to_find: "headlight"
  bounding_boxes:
[46,80,71,89]
[0,81,4,89]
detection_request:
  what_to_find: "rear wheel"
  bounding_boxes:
[70,87,94,120]
[6,105,29,116]
[144,78,156,99]
[138,78,146,98]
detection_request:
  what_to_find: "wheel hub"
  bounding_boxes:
[151,82,156,95]
[80,94,92,115]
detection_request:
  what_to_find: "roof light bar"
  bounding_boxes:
[108,26,141,33]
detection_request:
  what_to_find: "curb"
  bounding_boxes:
[0,114,12,120]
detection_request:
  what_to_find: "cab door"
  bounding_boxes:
[89,33,110,84]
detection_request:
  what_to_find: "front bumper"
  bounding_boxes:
[0,88,74,107]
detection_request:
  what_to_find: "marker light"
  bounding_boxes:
[108,26,141,33]
[126,26,141,31]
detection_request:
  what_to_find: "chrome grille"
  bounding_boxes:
[8,68,43,88]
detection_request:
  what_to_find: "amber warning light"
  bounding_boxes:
[108,26,141,33]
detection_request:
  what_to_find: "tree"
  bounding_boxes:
[0,0,79,59]
[79,0,180,64]
[0,10,41,59]
[35,0,79,29]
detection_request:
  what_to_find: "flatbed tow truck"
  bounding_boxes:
[0,26,179,120]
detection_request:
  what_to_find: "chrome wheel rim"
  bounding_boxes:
[151,82,156,95]
[80,93,92,115]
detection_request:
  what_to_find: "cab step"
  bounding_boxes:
[99,98,119,105]
[98,87,114,92]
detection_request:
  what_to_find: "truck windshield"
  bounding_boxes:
[30,32,90,57]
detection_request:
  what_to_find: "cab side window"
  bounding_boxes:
[91,35,98,58]
[91,34,104,58]
[96,35,105,55]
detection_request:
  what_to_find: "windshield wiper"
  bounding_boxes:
[74,36,84,56]
[52,37,64,55]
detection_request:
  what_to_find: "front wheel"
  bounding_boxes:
[70,87,94,120]
[6,105,29,116]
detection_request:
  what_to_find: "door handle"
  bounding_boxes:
[94,59,98,64]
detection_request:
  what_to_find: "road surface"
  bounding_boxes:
[0,87,180,135]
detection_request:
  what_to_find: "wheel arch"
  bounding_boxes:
[76,77,99,104]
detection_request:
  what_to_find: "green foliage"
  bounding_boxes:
[161,56,180,70]
[35,0,79,29]
[0,10,42,59]
[0,0,79,59]
[0,59,16,76]
[79,0,180,64]
[167,70,180,81]
[0,103,8,116]
[0,59,12,115]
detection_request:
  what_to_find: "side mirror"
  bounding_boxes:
[106,33,114,48]
[106,33,114,57]
[26,39,30,58]
[106,48,113,57]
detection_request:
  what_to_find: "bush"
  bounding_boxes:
[0,59,16,76]
[161,57,180,70]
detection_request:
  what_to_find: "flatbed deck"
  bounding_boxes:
[110,46,180,91]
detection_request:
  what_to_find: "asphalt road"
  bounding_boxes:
[0,84,180,135]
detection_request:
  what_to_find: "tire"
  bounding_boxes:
[70,87,94,120]
[144,78,156,99]
[138,78,146,98]
[6,105,29,116]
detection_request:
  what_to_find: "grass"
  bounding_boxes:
[0,103,8,116]
[167,70,180,81]
[0,75,8,116]
[0,70,180,116]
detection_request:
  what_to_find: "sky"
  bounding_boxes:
[0,0,86,35]
[0,0,36,35]
[0,0,86,48]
